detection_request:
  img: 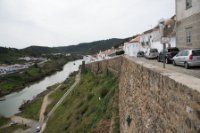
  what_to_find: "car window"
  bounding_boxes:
[182,51,185,56]
[168,48,179,52]
[185,51,189,56]
[192,50,200,56]
[177,51,183,56]
[180,51,188,56]
[150,49,158,53]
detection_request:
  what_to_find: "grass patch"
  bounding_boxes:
[45,72,76,114]
[18,96,44,121]
[43,70,119,133]
[0,116,9,127]
[0,124,29,133]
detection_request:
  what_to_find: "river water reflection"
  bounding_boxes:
[0,60,82,117]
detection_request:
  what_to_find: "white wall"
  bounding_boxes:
[140,33,151,46]
[151,37,176,52]
[124,42,143,57]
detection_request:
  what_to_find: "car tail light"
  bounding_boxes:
[189,54,193,60]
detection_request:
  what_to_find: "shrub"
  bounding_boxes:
[76,101,84,109]
[100,88,109,98]
[87,93,94,101]
[81,105,89,115]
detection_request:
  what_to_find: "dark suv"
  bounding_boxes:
[157,47,179,64]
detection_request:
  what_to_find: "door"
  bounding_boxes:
[174,51,183,65]
[179,51,189,66]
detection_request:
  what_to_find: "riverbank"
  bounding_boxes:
[0,71,78,133]
[16,71,77,121]
[0,55,79,97]
[0,117,9,127]
[16,84,58,121]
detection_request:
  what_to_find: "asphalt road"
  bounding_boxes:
[132,57,200,79]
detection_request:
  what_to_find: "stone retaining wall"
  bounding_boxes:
[85,56,200,133]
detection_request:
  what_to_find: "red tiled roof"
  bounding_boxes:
[129,36,140,43]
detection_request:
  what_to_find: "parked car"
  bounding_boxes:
[172,49,200,69]
[144,48,158,59]
[36,126,41,132]
[137,51,144,57]
[157,47,179,64]
[9,121,17,126]
[115,50,125,55]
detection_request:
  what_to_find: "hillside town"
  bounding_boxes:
[84,0,200,69]
[0,57,46,76]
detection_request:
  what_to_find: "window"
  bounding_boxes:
[186,27,192,44]
[183,51,189,56]
[150,49,158,53]
[177,51,183,56]
[186,0,192,9]
[192,50,200,56]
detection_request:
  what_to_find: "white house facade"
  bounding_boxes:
[124,36,143,57]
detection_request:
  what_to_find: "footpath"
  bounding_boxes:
[40,72,81,133]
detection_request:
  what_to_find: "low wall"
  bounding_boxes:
[85,56,123,76]
[85,56,200,133]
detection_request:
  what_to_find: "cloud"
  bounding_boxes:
[0,0,175,48]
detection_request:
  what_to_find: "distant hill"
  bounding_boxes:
[0,47,26,64]
[53,38,129,55]
[23,38,131,55]
[22,46,56,55]
[0,37,132,63]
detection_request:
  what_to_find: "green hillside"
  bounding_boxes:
[23,38,130,56]
[44,70,119,133]
[53,38,128,55]
[0,47,27,64]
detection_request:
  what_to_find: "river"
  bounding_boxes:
[0,60,82,117]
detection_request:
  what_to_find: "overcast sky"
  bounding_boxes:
[0,0,175,49]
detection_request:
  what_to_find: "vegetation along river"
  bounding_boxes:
[0,60,82,117]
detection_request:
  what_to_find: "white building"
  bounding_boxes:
[150,25,176,52]
[97,48,115,60]
[176,0,200,49]
[124,36,143,57]
[83,55,96,64]
[0,64,29,75]
[140,16,176,52]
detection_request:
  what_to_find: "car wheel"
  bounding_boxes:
[184,62,189,69]
[173,60,176,66]
[165,58,169,64]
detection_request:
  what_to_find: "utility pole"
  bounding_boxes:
[159,19,166,68]
[163,43,166,68]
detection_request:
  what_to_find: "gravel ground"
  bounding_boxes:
[132,57,200,79]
